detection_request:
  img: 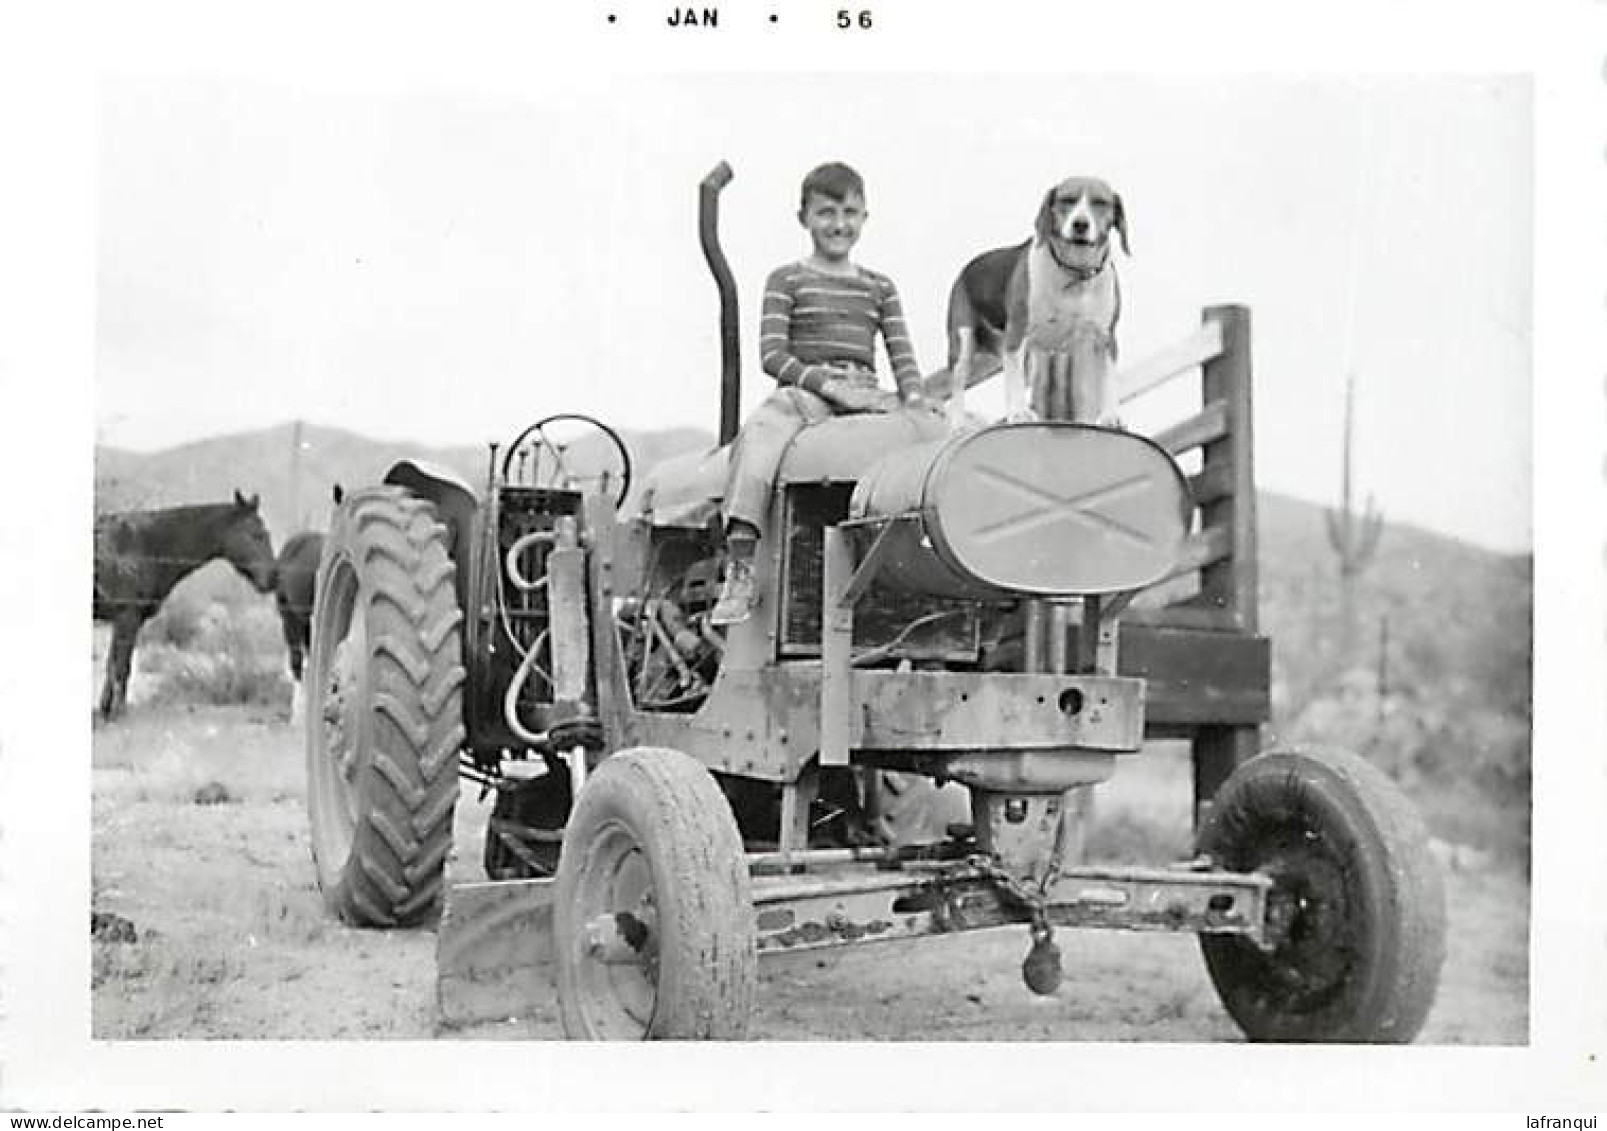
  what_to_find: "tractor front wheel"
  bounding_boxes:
[1197,746,1447,1042]
[304,486,465,927]
[554,747,757,1039]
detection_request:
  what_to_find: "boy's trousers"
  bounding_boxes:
[723,384,850,530]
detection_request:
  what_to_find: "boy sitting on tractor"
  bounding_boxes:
[711,161,936,625]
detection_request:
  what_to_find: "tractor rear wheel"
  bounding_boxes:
[305,486,465,927]
[554,747,757,1039]
[1196,746,1447,1042]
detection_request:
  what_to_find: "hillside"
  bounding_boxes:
[95,420,715,535]
[1255,490,1531,856]
[93,420,1532,858]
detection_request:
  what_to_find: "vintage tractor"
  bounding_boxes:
[302,162,1447,1041]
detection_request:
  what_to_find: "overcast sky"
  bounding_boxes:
[96,71,1531,551]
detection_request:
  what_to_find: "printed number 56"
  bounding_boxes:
[836,9,873,28]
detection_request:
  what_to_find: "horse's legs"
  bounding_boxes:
[279,600,305,681]
[97,632,116,718]
[112,614,139,717]
[101,613,141,719]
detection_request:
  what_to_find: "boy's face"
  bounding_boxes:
[799,191,865,263]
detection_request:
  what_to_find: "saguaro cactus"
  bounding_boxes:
[1324,371,1384,659]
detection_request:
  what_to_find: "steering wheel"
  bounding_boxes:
[501,413,633,509]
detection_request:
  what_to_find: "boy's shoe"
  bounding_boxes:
[709,557,756,626]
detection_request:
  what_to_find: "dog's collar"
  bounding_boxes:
[1043,237,1109,282]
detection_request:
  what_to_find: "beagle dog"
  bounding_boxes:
[942,176,1128,426]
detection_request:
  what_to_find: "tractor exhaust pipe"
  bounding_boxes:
[699,161,741,446]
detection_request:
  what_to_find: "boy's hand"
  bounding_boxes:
[819,376,886,414]
[848,387,899,414]
[901,390,938,414]
[812,376,851,411]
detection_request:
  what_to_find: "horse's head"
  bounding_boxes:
[224,489,278,594]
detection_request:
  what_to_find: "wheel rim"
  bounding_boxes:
[1200,750,1445,1043]
[308,556,366,872]
[569,818,663,1038]
[1240,830,1360,1015]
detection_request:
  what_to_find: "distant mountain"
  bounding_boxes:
[1256,490,1531,722]
[95,419,716,535]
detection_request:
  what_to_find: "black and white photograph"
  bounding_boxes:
[1,0,1603,1114]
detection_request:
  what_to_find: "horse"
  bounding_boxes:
[92,490,277,719]
[274,531,323,682]
[273,485,343,683]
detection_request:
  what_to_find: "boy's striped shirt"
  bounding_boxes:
[759,261,922,398]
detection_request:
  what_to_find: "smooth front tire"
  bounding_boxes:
[554,747,757,1039]
[1197,746,1447,1043]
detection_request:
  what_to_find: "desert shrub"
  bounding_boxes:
[192,781,237,805]
[1274,663,1531,869]
[153,649,286,709]
[148,599,289,709]
[143,562,283,652]
[1279,667,1530,795]
[143,588,210,650]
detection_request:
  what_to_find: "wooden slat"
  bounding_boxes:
[1199,305,1259,633]
[1112,625,1272,728]
[1121,601,1240,632]
[1147,722,1206,742]
[1186,462,1235,507]
[1153,399,1230,456]
[1161,525,1232,583]
[1194,725,1264,827]
[1116,321,1226,404]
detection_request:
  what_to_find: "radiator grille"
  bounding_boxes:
[779,484,980,662]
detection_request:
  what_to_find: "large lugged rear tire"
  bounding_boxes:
[305,486,465,927]
[1197,746,1447,1043]
[554,747,757,1039]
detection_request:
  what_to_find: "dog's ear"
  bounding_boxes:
[1113,192,1131,256]
[1035,187,1057,242]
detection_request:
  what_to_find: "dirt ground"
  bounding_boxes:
[89,700,1529,1044]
